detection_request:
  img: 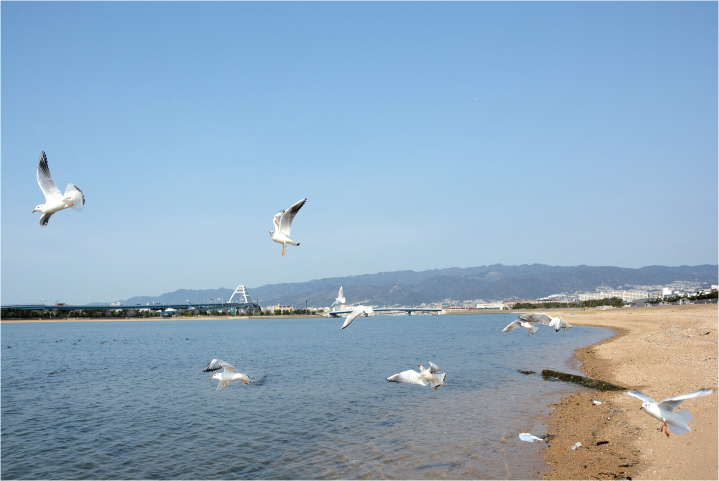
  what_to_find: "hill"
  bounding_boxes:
[119,264,718,308]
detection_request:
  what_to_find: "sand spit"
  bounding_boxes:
[541,304,717,480]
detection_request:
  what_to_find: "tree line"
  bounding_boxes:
[511,297,625,310]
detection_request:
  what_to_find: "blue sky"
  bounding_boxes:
[2,1,717,305]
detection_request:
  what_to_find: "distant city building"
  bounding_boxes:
[578,289,649,302]
[475,302,507,309]
[265,303,294,314]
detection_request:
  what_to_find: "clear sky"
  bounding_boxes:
[2,1,717,305]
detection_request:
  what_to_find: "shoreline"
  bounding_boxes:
[4,305,716,479]
[540,304,717,480]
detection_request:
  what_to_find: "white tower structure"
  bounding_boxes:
[228,285,252,304]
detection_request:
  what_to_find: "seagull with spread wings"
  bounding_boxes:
[625,388,714,437]
[332,286,346,307]
[32,152,85,227]
[520,313,573,332]
[270,198,307,256]
[340,305,373,329]
[203,359,251,392]
[502,319,540,335]
[386,361,446,390]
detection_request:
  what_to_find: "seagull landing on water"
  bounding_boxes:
[521,313,573,332]
[203,359,250,392]
[387,361,446,390]
[625,388,713,437]
[270,198,307,256]
[502,319,540,335]
[32,152,85,227]
[332,286,346,307]
[340,305,373,329]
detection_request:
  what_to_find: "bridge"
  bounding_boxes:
[328,307,441,317]
[1,285,262,315]
[2,301,260,313]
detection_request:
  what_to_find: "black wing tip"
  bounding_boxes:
[202,362,222,373]
[39,152,50,170]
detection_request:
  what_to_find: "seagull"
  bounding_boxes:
[519,313,572,332]
[340,305,373,329]
[387,361,446,390]
[625,388,714,437]
[32,151,85,227]
[519,433,545,443]
[332,286,346,307]
[269,198,307,256]
[203,359,250,392]
[502,319,540,335]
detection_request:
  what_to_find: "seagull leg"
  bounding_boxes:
[282,245,286,256]
[662,421,670,437]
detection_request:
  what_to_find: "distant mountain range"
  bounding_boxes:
[118,264,718,308]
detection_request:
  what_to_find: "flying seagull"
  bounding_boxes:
[270,198,307,256]
[203,359,250,392]
[502,319,540,335]
[519,313,573,332]
[625,388,714,437]
[340,305,373,329]
[33,151,85,227]
[387,361,446,390]
[332,286,346,307]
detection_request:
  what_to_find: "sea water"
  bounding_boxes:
[1,314,612,479]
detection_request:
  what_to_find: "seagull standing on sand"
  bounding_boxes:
[387,361,446,390]
[625,388,714,437]
[520,313,573,332]
[502,319,540,335]
[340,305,373,329]
[332,286,346,307]
[270,198,307,256]
[32,151,85,227]
[203,359,250,392]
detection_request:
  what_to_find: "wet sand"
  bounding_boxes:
[541,304,717,480]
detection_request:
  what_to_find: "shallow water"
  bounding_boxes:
[1,314,611,479]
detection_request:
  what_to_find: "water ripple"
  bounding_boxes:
[2,316,611,479]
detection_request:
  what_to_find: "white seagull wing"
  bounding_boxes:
[273,210,283,232]
[624,390,657,404]
[657,389,714,413]
[37,152,62,201]
[387,369,427,385]
[203,359,238,374]
[216,380,231,392]
[428,361,442,374]
[502,320,523,332]
[341,306,364,329]
[520,313,553,325]
[64,184,85,211]
[39,213,53,227]
[278,198,307,236]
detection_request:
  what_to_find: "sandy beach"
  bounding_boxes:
[541,304,717,480]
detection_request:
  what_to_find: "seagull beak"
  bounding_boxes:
[639,406,643,410]
[32,208,38,213]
